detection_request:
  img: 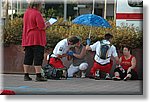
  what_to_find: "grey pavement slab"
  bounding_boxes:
[2,74,143,95]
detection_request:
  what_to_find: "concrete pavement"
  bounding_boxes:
[2,74,143,95]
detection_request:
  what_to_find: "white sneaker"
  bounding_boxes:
[81,72,86,78]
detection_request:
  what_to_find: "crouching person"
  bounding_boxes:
[49,36,80,68]
[113,46,138,81]
[67,37,88,78]
[86,33,119,80]
[45,36,80,79]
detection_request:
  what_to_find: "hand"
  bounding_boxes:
[86,38,91,45]
[67,51,74,56]
[116,64,121,68]
[45,22,51,28]
[116,65,125,73]
[127,67,132,74]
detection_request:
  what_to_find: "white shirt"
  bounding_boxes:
[90,40,118,65]
[51,39,69,58]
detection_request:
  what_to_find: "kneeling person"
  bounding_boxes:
[46,36,80,79]
[48,36,80,68]
[86,33,119,80]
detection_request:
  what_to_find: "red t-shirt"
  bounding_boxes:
[22,8,46,47]
[120,55,136,71]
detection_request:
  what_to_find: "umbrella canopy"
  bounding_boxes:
[72,14,111,28]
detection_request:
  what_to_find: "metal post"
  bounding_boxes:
[5,0,9,24]
[92,0,95,14]
[17,0,18,14]
[0,0,2,18]
[19,0,22,14]
[104,0,107,19]
[11,0,13,20]
[114,0,117,22]
[64,0,67,21]
[0,0,3,91]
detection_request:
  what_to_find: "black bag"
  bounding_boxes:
[99,41,111,59]
[42,64,63,79]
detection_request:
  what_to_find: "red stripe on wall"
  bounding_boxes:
[116,13,143,20]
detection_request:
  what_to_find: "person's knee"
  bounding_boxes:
[79,63,88,71]
[67,70,73,77]
[67,66,76,77]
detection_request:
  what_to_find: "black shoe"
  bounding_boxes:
[88,75,95,79]
[112,76,121,81]
[24,76,32,81]
[36,76,47,82]
[95,76,100,80]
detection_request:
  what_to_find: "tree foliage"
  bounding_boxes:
[3,17,143,50]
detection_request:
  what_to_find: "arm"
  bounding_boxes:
[67,55,73,61]
[57,54,67,59]
[85,38,92,51]
[86,41,99,51]
[86,45,92,51]
[73,46,86,59]
[36,13,50,30]
[54,44,67,59]
[127,57,136,73]
[119,57,122,65]
[115,56,120,65]
[45,22,51,29]
[112,45,119,65]
[117,57,124,71]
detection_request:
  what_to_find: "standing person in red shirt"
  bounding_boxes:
[113,46,138,81]
[22,0,50,81]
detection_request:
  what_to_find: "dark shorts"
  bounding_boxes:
[114,68,138,80]
[24,45,44,66]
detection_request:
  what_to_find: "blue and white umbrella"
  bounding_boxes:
[72,14,111,37]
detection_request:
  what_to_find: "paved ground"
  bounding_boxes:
[1,74,143,95]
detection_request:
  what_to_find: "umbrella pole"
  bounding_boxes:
[89,26,92,38]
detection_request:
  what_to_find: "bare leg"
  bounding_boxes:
[113,72,121,80]
[126,74,131,78]
[124,74,131,81]
[23,65,31,73]
[114,72,120,77]
[34,66,42,73]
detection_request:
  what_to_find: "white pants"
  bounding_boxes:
[68,63,88,77]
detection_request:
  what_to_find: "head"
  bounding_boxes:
[104,33,113,42]
[68,36,80,46]
[123,46,132,56]
[74,36,82,47]
[28,0,44,10]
